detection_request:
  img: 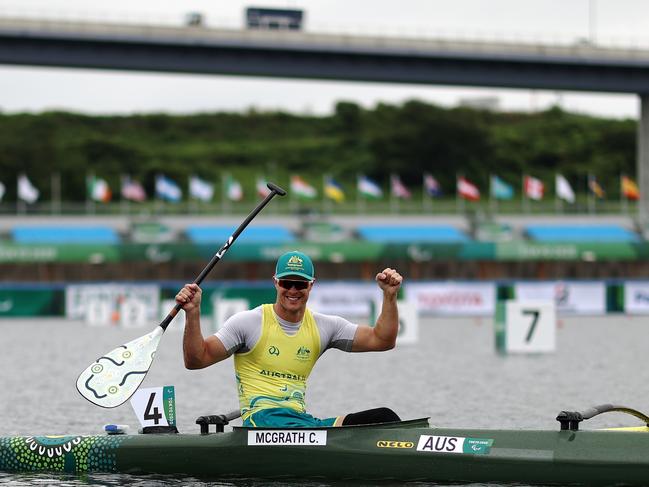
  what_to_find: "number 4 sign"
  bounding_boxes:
[130,386,177,429]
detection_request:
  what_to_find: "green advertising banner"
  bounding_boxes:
[0,241,647,264]
[198,241,387,262]
[0,289,63,316]
[0,244,120,263]
[495,242,639,261]
[119,243,203,262]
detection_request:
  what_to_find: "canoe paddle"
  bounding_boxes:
[76,182,287,408]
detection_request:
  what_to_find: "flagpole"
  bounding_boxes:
[555,174,561,214]
[221,173,228,215]
[587,173,594,215]
[289,176,297,213]
[16,174,24,215]
[389,174,396,214]
[86,172,95,216]
[155,174,162,216]
[187,175,194,215]
[120,175,127,215]
[620,174,627,214]
[422,174,428,213]
[51,172,61,215]
[522,174,529,214]
[322,174,331,215]
[356,174,362,214]
[455,173,460,214]
[489,174,495,216]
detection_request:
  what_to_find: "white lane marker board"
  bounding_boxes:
[496,300,556,354]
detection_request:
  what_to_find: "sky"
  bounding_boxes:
[0,0,648,118]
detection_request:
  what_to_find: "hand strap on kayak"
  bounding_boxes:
[556,404,649,431]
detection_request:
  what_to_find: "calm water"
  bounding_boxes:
[1,315,648,486]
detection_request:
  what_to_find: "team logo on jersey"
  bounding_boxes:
[295,346,311,361]
[268,346,280,356]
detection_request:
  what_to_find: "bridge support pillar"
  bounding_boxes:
[638,93,649,225]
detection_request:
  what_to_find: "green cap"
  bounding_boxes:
[275,250,315,281]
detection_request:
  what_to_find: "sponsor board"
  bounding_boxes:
[308,282,383,319]
[212,297,249,333]
[514,281,605,315]
[66,284,160,322]
[406,282,495,316]
[416,435,493,455]
[248,430,327,446]
[624,281,649,314]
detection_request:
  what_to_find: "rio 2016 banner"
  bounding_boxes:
[405,282,496,316]
[514,281,605,315]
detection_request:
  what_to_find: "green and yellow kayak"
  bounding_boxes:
[1,405,648,486]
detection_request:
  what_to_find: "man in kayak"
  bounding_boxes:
[176,250,402,428]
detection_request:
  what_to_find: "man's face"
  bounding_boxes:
[274,275,314,314]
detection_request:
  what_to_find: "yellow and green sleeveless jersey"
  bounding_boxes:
[234,304,321,421]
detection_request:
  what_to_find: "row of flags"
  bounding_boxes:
[290,173,639,203]
[0,173,642,204]
[457,174,638,203]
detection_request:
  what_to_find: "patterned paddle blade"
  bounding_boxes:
[76,327,164,408]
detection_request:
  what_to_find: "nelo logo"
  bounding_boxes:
[376,440,414,449]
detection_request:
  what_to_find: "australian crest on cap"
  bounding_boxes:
[287,255,303,269]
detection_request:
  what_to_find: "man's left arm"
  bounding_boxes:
[352,268,403,352]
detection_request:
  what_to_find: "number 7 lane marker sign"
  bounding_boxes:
[505,300,556,353]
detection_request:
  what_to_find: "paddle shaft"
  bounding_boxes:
[160,182,286,330]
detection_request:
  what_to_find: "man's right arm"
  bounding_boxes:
[177,283,230,369]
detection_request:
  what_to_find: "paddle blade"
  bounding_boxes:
[76,327,164,408]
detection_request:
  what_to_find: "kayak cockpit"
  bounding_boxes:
[195,410,429,435]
